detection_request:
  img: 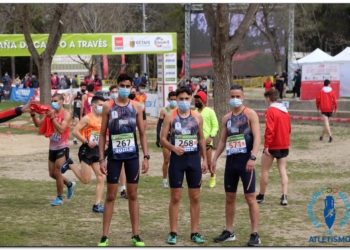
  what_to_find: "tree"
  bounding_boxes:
[252,4,289,75]
[202,3,259,146]
[2,4,82,105]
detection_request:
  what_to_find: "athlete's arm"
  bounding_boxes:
[136,102,149,174]
[207,109,219,144]
[72,115,90,144]
[98,101,110,175]
[264,109,275,155]
[246,109,261,172]
[69,92,77,114]
[160,112,184,156]
[50,110,71,134]
[197,113,208,174]
[212,115,229,161]
[31,112,45,128]
[156,108,166,147]
[80,94,86,119]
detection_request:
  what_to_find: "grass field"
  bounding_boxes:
[1,100,350,247]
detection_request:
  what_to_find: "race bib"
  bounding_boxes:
[88,97,92,105]
[175,135,197,152]
[89,131,100,145]
[112,133,136,154]
[226,134,247,155]
[50,131,61,142]
[76,101,81,108]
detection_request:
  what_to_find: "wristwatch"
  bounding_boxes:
[85,140,89,145]
[144,155,150,160]
[250,155,257,161]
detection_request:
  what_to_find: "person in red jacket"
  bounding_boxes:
[316,79,337,143]
[263,76,273,92]
[0,98,33,123]
[256,89,291,206]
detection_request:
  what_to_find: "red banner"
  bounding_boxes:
[301,81,340,100]
[102,55,108,79]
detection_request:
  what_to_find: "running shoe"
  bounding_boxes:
[131,235,145,247]
[319,136,323,141]
[92,203,104,213]
[329,136,333,143]
[67,181,76,199]
[163,182,169,189]
[50,197,63,206]
[247,232,261,246]
[98,237,109,246]
[256,194,265,203]
[209,174,216,188]
[280,194,288,206]
[167,232,177,245]
[121,190,128,199]
[61,158,73,174]
[214,230,235,243]
[191,232,205,243]
[73,140,78,145]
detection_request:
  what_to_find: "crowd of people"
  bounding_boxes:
[0,71,339,247]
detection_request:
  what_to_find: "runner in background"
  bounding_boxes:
[69,83,87,145]
[80,83,95,119]
[135,83,147,127]
[156,91,177,188]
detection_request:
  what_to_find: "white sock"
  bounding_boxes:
[120,186,126,192]
[73,137,77,141]
[163,179,167,183]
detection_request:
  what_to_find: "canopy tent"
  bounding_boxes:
[324,47,350,97]
[297,48,333,65]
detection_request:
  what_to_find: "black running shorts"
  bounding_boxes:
[142,111,147,120]
[168,152,202,189]
[264,148,289,159]
[78,144,99,166]
[48,147,69,162]
[106,157,140,184]
[322,112,333,118]
[73,108,81,119]
[224,155,255,194]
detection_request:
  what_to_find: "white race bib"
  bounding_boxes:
[89,131,100,145]
[175,135,197,152]
[139,102,145,109]
[226,134,247,155]
[50,131,61,142]
[112,133,136,154]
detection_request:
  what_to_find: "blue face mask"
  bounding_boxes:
[139,89,146,93]
[229,98,242,108]
[178,101,191,111]
[119,88,130,98]
[110,93,118,99]
[169,100,177,108]
[51,102,60,110]
[95,105,103,115]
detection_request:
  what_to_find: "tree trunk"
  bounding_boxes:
[94,55,102,77]
[11,57,15,80]
[39,56,53,105]
[29,56,33,76]
[275,58,282,75]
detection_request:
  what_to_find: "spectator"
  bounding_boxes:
[274,74,284,99]
[134,72,141,90]
[93,74,102,91]
[54,72,60,88]
[14,75,21,87]
[0,84,3,102]
[59,77,67,89]
[263,76,273,92]
[51,74,57,89]
[141,72,148,86]
[72,75,78,88]
[294,69,301,100]
[282,70,288,98]
[186,79,195,92]
[29,75,39,88]
[64,75,72,89]
[25,74,32,88]
[292,71,298,98]
[20,77,26,88]
[2,72,10,87]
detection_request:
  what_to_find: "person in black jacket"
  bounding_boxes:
[29,75,39,88]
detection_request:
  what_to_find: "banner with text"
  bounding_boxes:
[163,52,177,84]
[301,63,340,100]
[0,33,177,56]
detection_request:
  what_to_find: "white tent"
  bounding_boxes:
[297,48,333,65]
[324,47,350,97]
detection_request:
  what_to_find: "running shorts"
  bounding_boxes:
[224,155,255,194]
[322,112,333,118]
[264,148,289,159]
[78,144,99,165]
[142,111,146,120]
[73,108,81,119]
[106,157,140,184]
[168,152,202,189]
[48,147,69,162]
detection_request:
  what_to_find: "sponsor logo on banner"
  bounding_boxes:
[165,78,176,81]
[113,37,124,50]
[166,72,176,75]
[129,37,135,48]
[154,37,170,48]
[165,59,175,63]
[165,65,176,68]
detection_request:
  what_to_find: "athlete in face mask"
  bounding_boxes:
[194,91,219,188]
[31,93,75,206]
[61,96,107,213]
[161,86,208,245]
[211,85,261,246]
